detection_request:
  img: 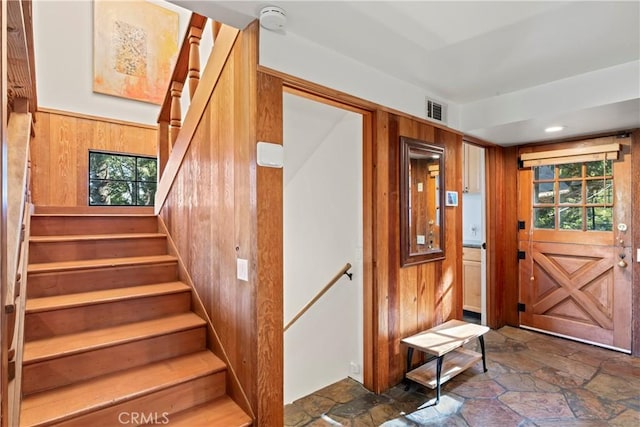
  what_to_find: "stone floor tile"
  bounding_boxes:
[380,417,419,427]
[586,372,639,401]
[601,357,640,379]
[533,420,610,426]
[369,403,404,425]
[527,337,578,357]
[328,393,392,418]
[532,366,588,388]
[447,379,505,399]
[460,399,524,427]
[498,326,540,342]
[525,349,598,380]
[498,391,574,420]
[562,388,627,420]
[285,404,314,426]
[620,396,640,412]
[293,394,337,418]
[495,373,560,392]
[488,350,546,373]
[315,378,371,404]
[608,408,640,426]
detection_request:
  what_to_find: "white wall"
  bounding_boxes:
[33,0,213,125]
[283,98,363,404]
[260,28,461,130]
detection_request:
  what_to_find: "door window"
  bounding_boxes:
[532,160,613,231]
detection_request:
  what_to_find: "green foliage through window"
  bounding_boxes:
[89,151,157,206]
[532,160,613,231]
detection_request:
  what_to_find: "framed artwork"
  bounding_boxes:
[93,0,179,104]
[446,191,458,206]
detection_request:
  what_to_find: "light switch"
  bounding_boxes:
[417,182,423,192]
[237,258,249,281]
[637,248,640,263]
[417,235,426,245]
[257,142,283,168]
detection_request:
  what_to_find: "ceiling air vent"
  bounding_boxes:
[425,97,447,124]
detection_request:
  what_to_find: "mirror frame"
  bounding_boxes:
[400,136,446,266]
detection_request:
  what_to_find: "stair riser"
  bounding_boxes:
[53,373,226,427]
[30,216,158,236]
[23,328,206,395]
[25,292,191,341]
[29,237,168,263]
[27,262,178,298]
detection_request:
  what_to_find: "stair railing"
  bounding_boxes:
[3,108,33,427]
[284,263,353,332]
[157,13,219,178]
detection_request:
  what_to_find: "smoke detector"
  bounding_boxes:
[259,6,287,31]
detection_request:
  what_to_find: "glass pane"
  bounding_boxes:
[533,165,555,180]
[534,208,555,229]
[586,207,613,231]
[559,181,582,204]
[559,207,582,230]
[137,182,157,206]
[89,180,134,206]
[559,163,581,179]
[90,153,135,180]
[586,179,613,204]
[586,160,612,177]
[137,157,158,182]
[534,182,555,204]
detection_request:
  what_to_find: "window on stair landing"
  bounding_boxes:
[89,151,157,206]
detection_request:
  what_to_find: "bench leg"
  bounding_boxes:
[478,335,488,372]
[435,355,443,404]
[404,347,414,391]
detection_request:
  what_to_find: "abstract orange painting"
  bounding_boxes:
[93,0,179,104]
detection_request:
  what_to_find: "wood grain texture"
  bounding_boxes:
[372,113,463,390]
[159,21,275,424]
[632,130,640,356]
[30,110,156,207]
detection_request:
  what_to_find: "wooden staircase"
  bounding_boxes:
[20,212,252,426]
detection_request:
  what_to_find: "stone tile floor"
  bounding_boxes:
[284,326,640,426]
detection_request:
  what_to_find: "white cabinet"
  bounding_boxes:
[463,143,482,194]
[463,247,481,313]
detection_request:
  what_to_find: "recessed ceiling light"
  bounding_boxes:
[545,125,565,133]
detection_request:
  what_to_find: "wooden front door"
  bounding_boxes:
[517,136,633,352]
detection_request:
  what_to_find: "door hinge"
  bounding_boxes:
[518,221,526,230]
[518,158,524,169]
[518,303,526,312]
[518,250,526,260]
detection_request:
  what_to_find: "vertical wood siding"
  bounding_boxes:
[30,109,157,207]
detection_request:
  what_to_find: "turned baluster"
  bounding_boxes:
[169,81,183,148]
[188,26,203,99]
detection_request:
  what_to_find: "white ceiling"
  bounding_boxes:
[173,1,640,146]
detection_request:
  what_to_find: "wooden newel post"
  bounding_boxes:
[169,81,183,148]
[188,27,202,100]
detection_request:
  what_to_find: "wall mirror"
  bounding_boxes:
[400,136,445,266]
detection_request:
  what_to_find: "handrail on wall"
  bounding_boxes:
[284,263,353,332]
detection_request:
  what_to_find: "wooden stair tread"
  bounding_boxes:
[23,312,206,364]
[164,397,252,426]
[26,282,190,313]
[28,255,177,273]
[30,233,166,242]
[20,351,226,427]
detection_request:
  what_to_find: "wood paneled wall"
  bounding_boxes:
[371,113,463,391]
[630,130,639,356]
[158,22,283,425]
[30,109,157,207]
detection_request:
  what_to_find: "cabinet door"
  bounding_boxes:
[463,249,481,313]
[463,143,482,193]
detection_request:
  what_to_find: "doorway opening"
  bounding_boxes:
[462,142,487,325]
[282,90,365,403]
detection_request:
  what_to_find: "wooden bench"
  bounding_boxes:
[401,319,489,404]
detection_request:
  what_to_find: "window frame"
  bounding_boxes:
[88,150,158,207]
